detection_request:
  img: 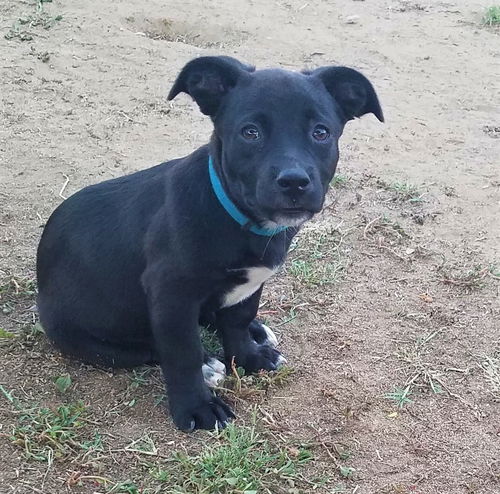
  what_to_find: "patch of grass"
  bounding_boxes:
[330,174,350,188]
[200,325,223,355]
[0,328,16,339]
[0,275,37,309]
[482,6,500,26]
[389,329,447,406]
[288,258,344,286]
[10,399,88,462]
[167,416,313,493]
[4,0,62,41]
[377,179,423,202]
[128,367,154,390]
[288,224,347,286]
[1,386,103,464]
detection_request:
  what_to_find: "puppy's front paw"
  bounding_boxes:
[249,320,279,348]
[202,358,226,388]
[170,391,234,432]
[237,342,287,374]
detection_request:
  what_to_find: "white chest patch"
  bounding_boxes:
[222,266,277,308]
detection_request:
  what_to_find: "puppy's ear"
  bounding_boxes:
[311,66,384,123]
[167,56,255,116]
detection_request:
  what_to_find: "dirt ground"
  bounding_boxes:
[1,0,499,493]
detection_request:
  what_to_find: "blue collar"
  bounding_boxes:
[208,156,288,237]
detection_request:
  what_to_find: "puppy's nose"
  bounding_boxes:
[276,169,311,192]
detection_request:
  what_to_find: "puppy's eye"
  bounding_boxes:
[312,125,330,141]
[241,125,260,141]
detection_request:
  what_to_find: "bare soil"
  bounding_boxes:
[1,0,499,493]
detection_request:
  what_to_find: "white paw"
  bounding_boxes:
[202,358,226,388]
[261,324,279,348]
[276,353,288,367]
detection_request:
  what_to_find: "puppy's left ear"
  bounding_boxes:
[311,66,384,123]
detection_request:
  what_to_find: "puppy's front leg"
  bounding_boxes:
[217,287,283,373]
[143,271,233,431]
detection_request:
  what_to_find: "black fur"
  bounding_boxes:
[36,56,383,431]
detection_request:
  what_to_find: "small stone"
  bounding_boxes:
[345,15,360,24]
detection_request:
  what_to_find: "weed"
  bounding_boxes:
[80,432,104,452]
[331,174,349,188]
[128,367,154,390]
[0,328,16,339]
[339,465,356,478]
[107,481,139,494]
[149,465,171,483]
[384,387,413,408]
[54,373,72,393]
[482,6,500,26]
[5,0,62,41]
[222,364,295,400]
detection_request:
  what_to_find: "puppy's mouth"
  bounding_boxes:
[266,208,314,228]
[279,207,308,215]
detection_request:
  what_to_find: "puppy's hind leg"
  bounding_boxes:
[44,323,155,369]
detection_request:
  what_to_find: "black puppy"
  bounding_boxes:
[36,56,383,431]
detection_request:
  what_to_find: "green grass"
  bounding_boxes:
[4,0,62,41]
[377,179,423,202]
[10,400,88,461]
[288,225,346,286]
[482,6,500,26]
[289,258,344,286]
[165,417,313,493]
[388,329,447,407]
[0,328,16,339]
[384,387,413,408]
[0,385,102,463]
[200,325,223,355]
[330,174,349,188]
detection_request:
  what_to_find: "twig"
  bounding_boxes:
[230,356,241,394]
[59,174,69,199]
[363,215,382,238]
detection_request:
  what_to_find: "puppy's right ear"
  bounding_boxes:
[167,56,255,116]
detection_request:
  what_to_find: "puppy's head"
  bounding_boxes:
[168,56,383,229]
